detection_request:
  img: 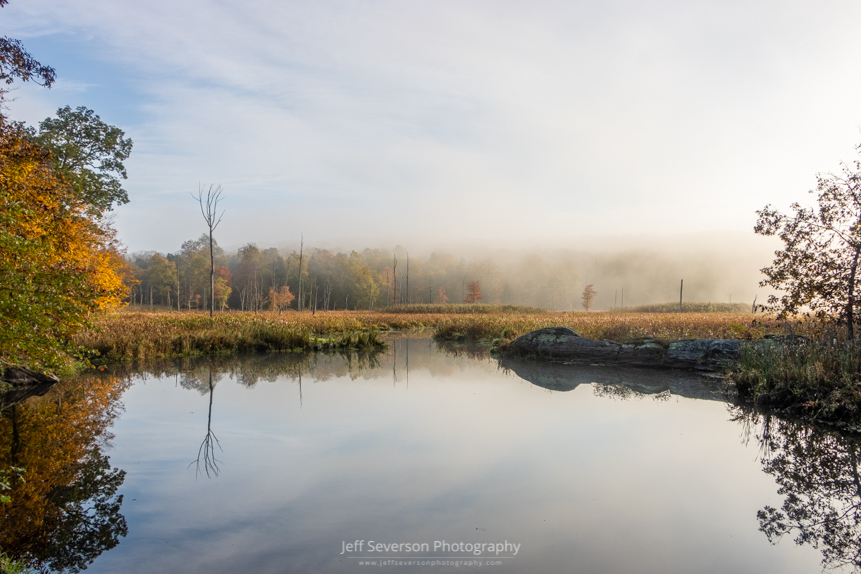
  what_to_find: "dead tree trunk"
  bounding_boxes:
[192,184,224,318]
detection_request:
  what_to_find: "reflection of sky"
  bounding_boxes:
[92,341,824,573]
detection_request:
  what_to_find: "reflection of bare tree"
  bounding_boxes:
[190,370,221,479]
[731,406,861,571]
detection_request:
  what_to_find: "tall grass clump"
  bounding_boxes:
[0,551,32,574]
[731,339,861,426]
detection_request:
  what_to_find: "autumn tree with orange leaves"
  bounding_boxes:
[464,281,483,304]
[0,20,132,374]
[0,119,131,373]
[269,285,295,313]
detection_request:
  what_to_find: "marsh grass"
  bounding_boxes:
[77,311,388,363]
[79,309,818,366]
[431,311,799,344]
[620,302,752,313]
[379,303,548,314]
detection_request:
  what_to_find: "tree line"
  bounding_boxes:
[126,242,586,312]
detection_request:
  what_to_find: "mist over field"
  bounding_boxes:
[6,0,861,262]
[4,0,852,312]
[128,229,777,311]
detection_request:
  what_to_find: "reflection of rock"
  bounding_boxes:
[3,366,58,386]
[499,356,728,401]
[508,327,740,371]
[1,367,59,408]
[500,358,585,392]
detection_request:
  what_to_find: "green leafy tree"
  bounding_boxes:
[36,106,133,214]
[755,144,861,338]
[145,254,177,305]
[350,254,379,310]
[233,243,265,311]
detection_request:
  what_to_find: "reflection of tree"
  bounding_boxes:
[0,372,128,572]
[732,406,861,571]
[434,340,493,361]
[45,449,127,572]
[190,369,221,479]
[109,348,384,390]
[592,384,670,402]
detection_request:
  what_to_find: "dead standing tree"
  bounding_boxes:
[298,234,304,312]
[192,184,225,318]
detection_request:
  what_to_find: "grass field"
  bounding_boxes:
[618,302,752,313]
[77,307,813,363]
[76,311,389,363]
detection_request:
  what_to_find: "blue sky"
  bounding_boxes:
[5,0,861,254]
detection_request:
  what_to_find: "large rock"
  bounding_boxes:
[507,327,740,371]
[3,366,59,386]
[1,367,59,408]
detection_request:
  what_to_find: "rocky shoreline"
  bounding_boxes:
[502,326,741,371]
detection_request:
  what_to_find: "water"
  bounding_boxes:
[1,338,858,573]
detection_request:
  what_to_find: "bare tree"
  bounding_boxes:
[191,184,225,318]
[392,253,398,304]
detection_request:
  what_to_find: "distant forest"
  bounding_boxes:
[128,237,581,311]
[127,236,766,312]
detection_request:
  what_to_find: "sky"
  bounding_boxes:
[4,0,861,255]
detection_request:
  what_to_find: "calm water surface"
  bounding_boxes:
[2,338,859,573]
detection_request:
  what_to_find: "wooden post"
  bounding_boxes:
[679,279,683,313]
[298,234,304,312]
[393,254,398,305]
[312,280,317,316]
